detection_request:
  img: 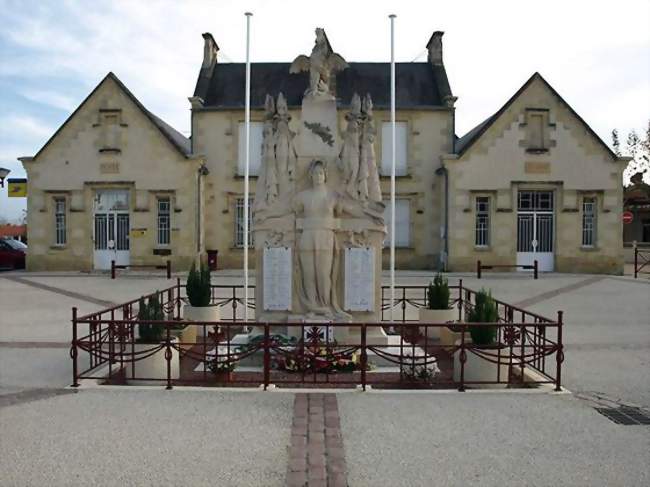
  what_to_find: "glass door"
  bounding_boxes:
[516,191,554,272]
[93,190,130,270]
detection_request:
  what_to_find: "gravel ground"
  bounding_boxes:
[0,348,71,394]
[0,389,292,487]
[339,392,650,487]
[525,277,650,407]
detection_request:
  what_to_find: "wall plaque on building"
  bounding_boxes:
[524,161,551,174]
[263,247,292,311]
[344,247,374,311]
[100,162,120,174]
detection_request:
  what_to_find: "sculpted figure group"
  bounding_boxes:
[338,93,382,206]
[254,93,298,213]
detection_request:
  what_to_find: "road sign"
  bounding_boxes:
[7,178,27,197]
[623,211,633,224]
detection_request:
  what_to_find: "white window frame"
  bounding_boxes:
[157,198,171,246]
[475,196,490,247]
[381,121,408,176]
[582,197,597,247]
[237,122,263,176]
[383,199,411,248]
[234,197,254,248]
[54,198,66,246]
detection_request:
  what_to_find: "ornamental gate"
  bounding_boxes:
[517,190,554,272]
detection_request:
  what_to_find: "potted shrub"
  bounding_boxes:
[127,293,179,381]
[183,260,219,339]
[419,273,456,340]
[453,289,509,387]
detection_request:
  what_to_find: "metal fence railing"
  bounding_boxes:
[71,281,563,391]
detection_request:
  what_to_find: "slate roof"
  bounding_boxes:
[31,72,191,160]
[194,62,452,109]
[455,72,617,159]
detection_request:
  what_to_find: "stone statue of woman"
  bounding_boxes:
[293,159,384,319]
[293,160,346,319]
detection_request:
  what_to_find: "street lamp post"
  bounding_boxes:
[0,167,10,188]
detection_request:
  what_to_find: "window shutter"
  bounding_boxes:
[238,122,263,176]
[381,122,408,176]
[383,199,410,247]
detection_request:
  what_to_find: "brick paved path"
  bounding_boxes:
[287,393,347,487]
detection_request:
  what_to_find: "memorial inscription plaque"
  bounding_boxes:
[263,247,292,311]
[344,247,374,311]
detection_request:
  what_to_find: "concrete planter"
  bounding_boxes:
[171,325,197,351]
[126,337,180,381]
[440,326,464,349]
[453,339,510,388]
[418,308,457,339]
[183,304,220,337]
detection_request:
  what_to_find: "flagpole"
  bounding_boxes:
[243,12,252,328]
[389,14,396,324]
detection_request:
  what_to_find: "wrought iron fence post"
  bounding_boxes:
[263,322,270,391]
[520,323,526,384]
[111,260,116,279]
[166,260,171,279]
[534,260,538,280]
[71,307,79,387]
[634,243,638,278]
[555,310,564,391]
[477,260,482,279]
[176,277,182,319]
[109,309,115,381]
[165,325,173,390]
[458,279,463,321]
[361,324,367,392]
[459,325,466,392]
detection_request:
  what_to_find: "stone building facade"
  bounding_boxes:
[21,74,203,271]
[20,30,627,274]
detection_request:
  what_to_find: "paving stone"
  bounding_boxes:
[286,470,307,487]
[289,446,306,461]
[327,460,347,475]
[308,444,326,457]
[308,432,325,443]
[325,427,341,437]
[307,464,326,480]
[291,434,307,447]
[288,457,307,472]
[325,417,340,428]
[329,472,348,487]
[293,417,308,427]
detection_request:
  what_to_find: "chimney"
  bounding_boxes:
[202,32,219,69]
[426,31,444,65]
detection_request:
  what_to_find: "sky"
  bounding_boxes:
[1,0,649,222]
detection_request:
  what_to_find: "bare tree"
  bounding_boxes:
[613,121,650,185]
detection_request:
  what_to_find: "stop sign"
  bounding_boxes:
[623,211,633,224]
